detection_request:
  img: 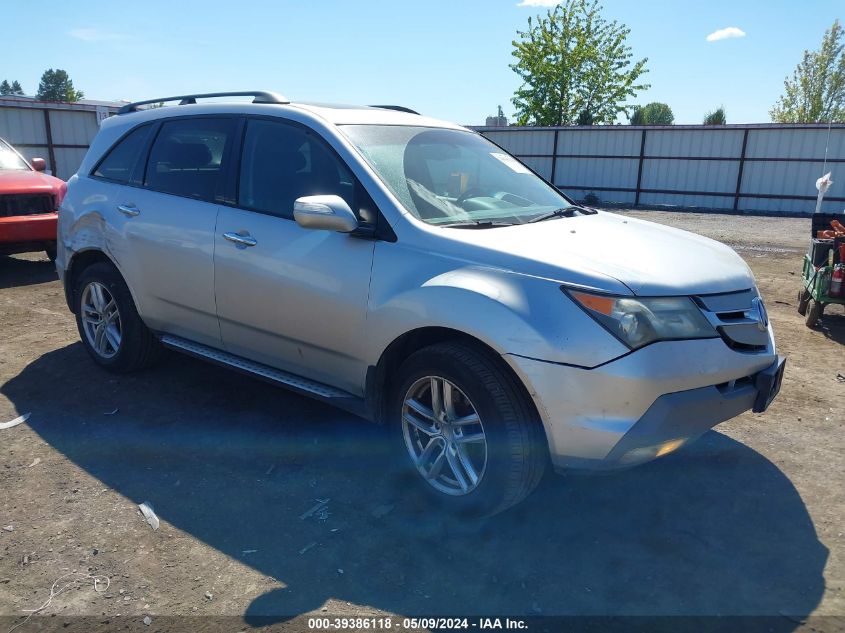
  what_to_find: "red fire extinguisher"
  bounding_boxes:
[831,264,845,298]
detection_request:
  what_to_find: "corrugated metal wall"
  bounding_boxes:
[0,100,117,180]
[477,124,845,214]
[4,105,841,214]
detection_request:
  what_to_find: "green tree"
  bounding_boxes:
[576,109,594,125]
[511,0,649,126]
[770,20,845,123]
[36,69,84,102]
[703,107,726,125]
[0,80,22,95]
[629,102,674,125]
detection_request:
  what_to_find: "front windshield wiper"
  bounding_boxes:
[440,220,518,229]
[527,205,597,224]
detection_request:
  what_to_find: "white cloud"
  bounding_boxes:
[706,27,746,42]
[516,0,560,6]
[68,28,126,42]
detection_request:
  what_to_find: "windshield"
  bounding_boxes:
[0,140,30,171]
[341,125,572,226]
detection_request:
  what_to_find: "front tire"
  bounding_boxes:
[74,261,163,372]
[797,288,810,316]
[390,342,547,517]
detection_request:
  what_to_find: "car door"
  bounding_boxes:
[113,116,238,348]
[213,118,376,395]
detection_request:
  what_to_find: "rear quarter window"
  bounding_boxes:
[92,125,153,183]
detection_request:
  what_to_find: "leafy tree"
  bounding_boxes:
[770,20,845,123]
[629,102,674,125]
[11,80,23,95]
[511,0,649,126]
[36,69,84,102]
[703,107,726,125]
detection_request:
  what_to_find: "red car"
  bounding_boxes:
[0,137,66,261]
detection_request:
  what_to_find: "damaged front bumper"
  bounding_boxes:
[505,337,782,471]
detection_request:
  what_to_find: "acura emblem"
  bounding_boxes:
[751,297,768,332]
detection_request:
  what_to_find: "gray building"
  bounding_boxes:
[0,96,122,179]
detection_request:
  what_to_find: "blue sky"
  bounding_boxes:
[4,0,842,125]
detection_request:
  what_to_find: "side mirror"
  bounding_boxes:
[293,195,359,233]
[31,158,46,172]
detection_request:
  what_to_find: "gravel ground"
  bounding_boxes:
[0,210,843,632]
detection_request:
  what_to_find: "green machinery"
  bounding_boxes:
[797,213,845,328]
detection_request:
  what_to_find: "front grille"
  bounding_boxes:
[0,193,55,218]
[694,290,769,352]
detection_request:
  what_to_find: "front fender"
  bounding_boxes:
[366,249,629,369]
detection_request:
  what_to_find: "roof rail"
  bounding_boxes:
[117,91,290,114]
[369,105,420,115]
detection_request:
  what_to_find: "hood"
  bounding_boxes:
[441,211,754,296]
[0,169,65,195]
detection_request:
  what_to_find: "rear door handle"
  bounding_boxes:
[223,232,257,247]
[117,204,140,217]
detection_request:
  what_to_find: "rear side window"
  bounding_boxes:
[238,119,356,219]
[144,118,235,202]
[92,125,152,183]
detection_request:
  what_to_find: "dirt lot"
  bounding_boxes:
[0,210,843,632]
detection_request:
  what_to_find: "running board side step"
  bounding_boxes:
[159,334,370,418]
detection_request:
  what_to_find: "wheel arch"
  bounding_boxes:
[365,326,545,440]
[64,249,124,312]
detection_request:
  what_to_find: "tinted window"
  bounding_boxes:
[92,125,152,183]
[145,118,235,201]
[238,119,356,219]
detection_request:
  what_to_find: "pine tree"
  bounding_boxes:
[36,69,84,102]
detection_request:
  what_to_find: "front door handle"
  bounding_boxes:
[223,231,258,247]
[117,204,140,217]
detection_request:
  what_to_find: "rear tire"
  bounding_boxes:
[797,288,810,316]
[74,261,164,372]
[389,342,547,517]
[805,298,824,329]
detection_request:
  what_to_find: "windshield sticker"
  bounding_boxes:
[490,152,532,174]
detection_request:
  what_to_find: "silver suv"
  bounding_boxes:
[57,91,785,515]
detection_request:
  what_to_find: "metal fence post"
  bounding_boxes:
[634,128,647,206]
[550,128,560,186]
[42,108,58,178]
[733,128,749,211]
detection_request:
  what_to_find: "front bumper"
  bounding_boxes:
[505,337,780,471]
[0,213,58,246]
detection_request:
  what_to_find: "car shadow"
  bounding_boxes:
[818,309,845,345]
[1,344,828,629]
[0,254,57,290]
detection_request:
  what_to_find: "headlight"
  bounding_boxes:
[565,289,717,350]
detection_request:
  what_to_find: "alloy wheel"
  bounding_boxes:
[80,282,122,359]
[401,376,488,496]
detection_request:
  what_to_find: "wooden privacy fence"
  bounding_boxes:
[476,123,845,215]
